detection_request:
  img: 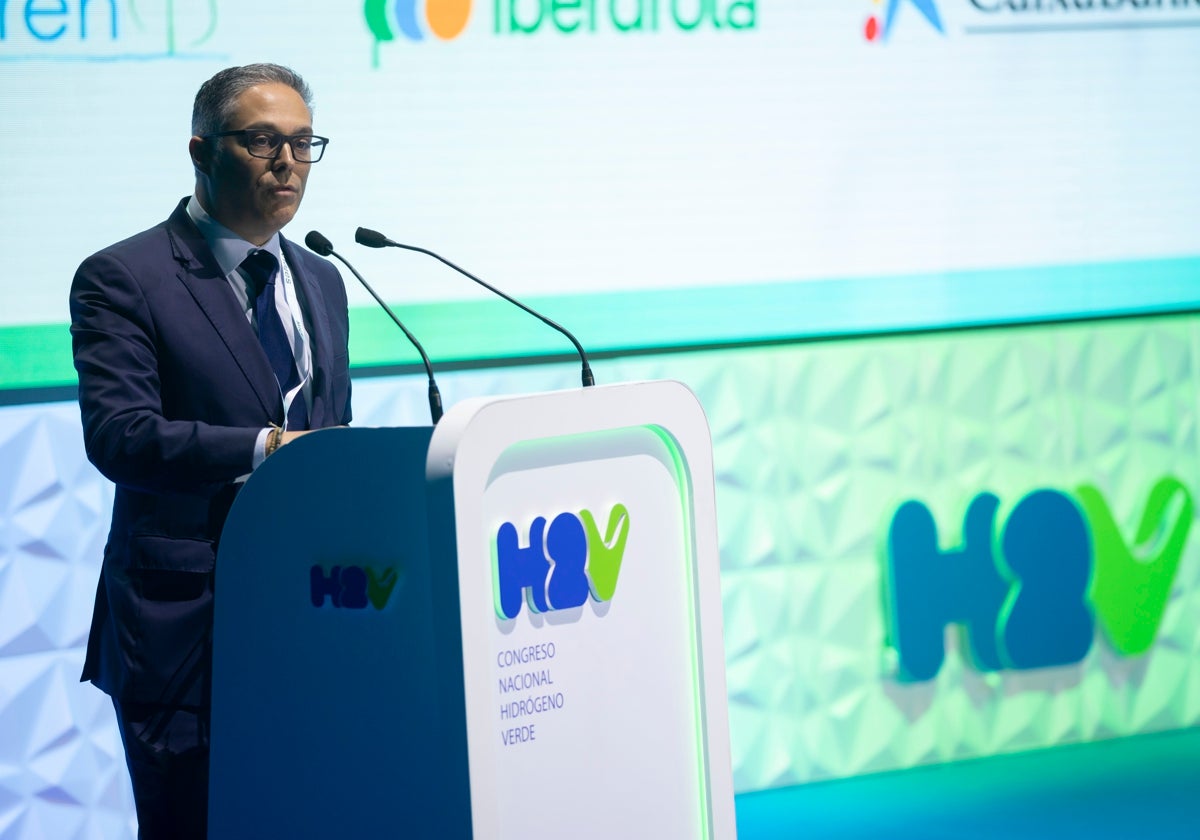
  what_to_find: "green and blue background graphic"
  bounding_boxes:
[887,477,1193,681]
[2,1,1199,836]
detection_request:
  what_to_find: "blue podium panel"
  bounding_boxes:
[208,427,471,839]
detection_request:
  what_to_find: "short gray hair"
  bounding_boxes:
[191,63,313,137]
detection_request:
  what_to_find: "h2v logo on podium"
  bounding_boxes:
[493,504,630,620]
[885,476,1193,682]
[310,565,399,610]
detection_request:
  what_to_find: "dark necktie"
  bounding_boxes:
[241,250,309,430]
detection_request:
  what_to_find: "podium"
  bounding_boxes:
[208,381,736,838]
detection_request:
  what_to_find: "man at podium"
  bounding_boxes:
[68,63,352,838]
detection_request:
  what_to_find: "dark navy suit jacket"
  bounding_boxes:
[70,198,352,707]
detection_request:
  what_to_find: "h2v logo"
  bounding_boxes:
[494,504,630,620]
[310,565,399,610]
[885,477,1193,682]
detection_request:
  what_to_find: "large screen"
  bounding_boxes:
[2,1,1198,390]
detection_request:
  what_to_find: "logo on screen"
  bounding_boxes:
[864,0,1200,42]
[864,0,944,41]
[494,504,630,620]
[364,0,756,66]
[0,0,221,61]
[310,564,400,610]
[884,477,1193,681]
[364,0,473,43]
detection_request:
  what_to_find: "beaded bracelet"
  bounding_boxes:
[266,423,283,457]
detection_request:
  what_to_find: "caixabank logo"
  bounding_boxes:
[493,504,630,621]
[884,476,1193,681]
[0,0,223,62]
[364,0,757,66]
[864,0,945,41]
[863,0,1200,42]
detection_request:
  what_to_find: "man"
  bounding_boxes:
[69,64,351,838]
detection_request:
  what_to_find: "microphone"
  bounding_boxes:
[354,227,595,387]
[305,230,443,424]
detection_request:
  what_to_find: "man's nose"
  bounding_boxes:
[272,141,297,169]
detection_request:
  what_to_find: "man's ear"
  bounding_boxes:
[189,136,210,173]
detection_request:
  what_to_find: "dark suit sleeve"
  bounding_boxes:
[70,249,260,496]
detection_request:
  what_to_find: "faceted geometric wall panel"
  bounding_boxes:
[682,315,1200,792]
[0,404,133,840]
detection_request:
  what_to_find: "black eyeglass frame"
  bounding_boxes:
[203,129,330,163]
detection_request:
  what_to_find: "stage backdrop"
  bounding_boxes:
[1,1,1199,838]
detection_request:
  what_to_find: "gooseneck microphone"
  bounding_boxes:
[305,230,443,424]
[354,227,595,387]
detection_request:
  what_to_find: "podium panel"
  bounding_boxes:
[427,380,735,839]
[208,427,471,838]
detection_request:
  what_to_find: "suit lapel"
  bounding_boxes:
[165,202,284,422]
[282,236,335,427]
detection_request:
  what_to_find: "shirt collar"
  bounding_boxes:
[186,194,283,277]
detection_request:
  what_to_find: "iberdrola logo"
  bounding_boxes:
[365,0,473,63]
[864,0,945,42]
[364,0,756,66]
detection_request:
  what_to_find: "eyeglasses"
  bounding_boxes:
[204,129,330,163]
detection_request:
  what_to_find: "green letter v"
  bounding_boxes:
[366,566,399,611]
[1076,477,1193,656]
[581,504,630,603]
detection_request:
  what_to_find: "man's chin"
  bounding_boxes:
[266,205,300,232]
